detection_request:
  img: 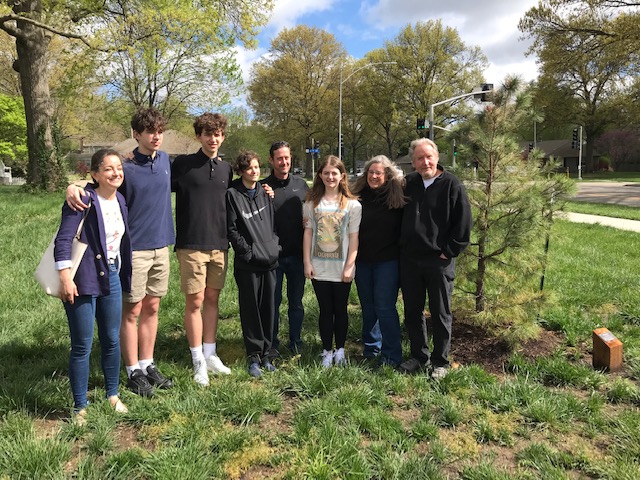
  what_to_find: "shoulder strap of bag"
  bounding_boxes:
[74,198,92,240]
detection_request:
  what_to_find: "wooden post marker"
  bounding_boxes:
[592,328,623,372]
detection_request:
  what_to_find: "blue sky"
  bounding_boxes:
[236,0,540,89]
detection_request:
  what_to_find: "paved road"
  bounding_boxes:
[574,182,640,207]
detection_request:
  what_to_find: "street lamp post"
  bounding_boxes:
[339,61,396,159]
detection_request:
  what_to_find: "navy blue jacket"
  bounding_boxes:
[54,184,132,296]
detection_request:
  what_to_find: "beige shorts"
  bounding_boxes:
[123,247,171,304]
[176,249,228,294]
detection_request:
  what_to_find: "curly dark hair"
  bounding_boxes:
[130,107,166,134]
[193,112,228,136]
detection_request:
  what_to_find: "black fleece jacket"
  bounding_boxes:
[399,167,472,260]
[226,179,280,272]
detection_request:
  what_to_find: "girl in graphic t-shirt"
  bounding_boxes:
[303,156,361,367]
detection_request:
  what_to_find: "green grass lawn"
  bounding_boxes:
[580,172,640,182]
[1,186,640,479]
[564,200,640,221]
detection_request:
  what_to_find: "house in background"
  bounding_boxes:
[67,130,201,172]
[111,130,201,161]
[522,140,601,175]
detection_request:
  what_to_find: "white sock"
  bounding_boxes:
[126,364,141,378]
[203,342,216,358]
[139,358,153,374]
[190,346,204,364]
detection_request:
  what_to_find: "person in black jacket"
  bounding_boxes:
[398,138,472,380]
[261,141,309,354]
[226,151,280,378]
[351,155,406,367]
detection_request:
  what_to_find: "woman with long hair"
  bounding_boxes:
[303,156,362,367]
[351,156,406,367]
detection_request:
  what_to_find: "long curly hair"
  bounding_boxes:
[306,155,356,209]
[351,155,406,209]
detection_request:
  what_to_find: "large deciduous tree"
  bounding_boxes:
[519,1,639,171]
[382,21,487,144]
[248,25,346,177]
[0,0,272,190]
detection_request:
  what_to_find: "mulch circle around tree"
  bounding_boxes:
[446,315,565,375]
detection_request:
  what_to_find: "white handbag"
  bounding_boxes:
[35,201,91,297]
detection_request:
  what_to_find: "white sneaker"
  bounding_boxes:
[206,355,231,375]
[193,359,210,386]
[333,348,346,366]
[321,349,334,368]
[431,366,449,381]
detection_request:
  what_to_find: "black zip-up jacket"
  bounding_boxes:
[226,179,280,272]
[400,167,472,260]
[261,173,309,258]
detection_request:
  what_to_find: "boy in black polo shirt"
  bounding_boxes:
[171,113,233,386]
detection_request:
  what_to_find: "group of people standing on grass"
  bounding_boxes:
[53,106,472,417]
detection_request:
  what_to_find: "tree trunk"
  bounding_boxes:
[13,0,65,190]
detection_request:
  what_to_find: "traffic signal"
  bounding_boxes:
[416,118,426,130]
[528,142,534,152]
[571,128,579,149]
[480,83,493,102]
[315,140,320,150]
[453,145,457,156]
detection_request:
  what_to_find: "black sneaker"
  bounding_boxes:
[146,364,173,389]
[398,357,428,374]
[127,368,154,397]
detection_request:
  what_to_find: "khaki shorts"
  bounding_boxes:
[123,247,171,304]
[176,249,228,294]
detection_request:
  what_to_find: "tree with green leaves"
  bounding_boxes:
[248,25,346,177]
[519,1,639,171]
[454,76,574,344]
[0,93,27,176]
[382,21,487,144]
[0,0,272,190]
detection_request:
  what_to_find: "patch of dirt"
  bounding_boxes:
[449,316,564,375]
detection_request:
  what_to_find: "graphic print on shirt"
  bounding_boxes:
[313,210,346,260]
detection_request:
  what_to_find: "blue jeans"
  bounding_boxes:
[64,264,122,411]
[355,259,402,366]
[273,255,305,350]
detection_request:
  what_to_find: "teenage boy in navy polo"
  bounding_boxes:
[261,141,309,355]
[171,113,233,386]
[66,107,175,397]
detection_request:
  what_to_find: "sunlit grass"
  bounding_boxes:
[2,186,640,478]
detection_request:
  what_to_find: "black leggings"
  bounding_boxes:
[312,279,352,351]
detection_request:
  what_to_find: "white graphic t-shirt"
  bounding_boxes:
[303,197,361,282]
[97,195,125,264]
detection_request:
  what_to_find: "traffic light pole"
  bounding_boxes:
[429,85,493,140]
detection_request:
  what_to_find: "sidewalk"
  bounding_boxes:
[560,212,640,233]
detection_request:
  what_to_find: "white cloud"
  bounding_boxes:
[264,0,337,36]
[360,0,539,81]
